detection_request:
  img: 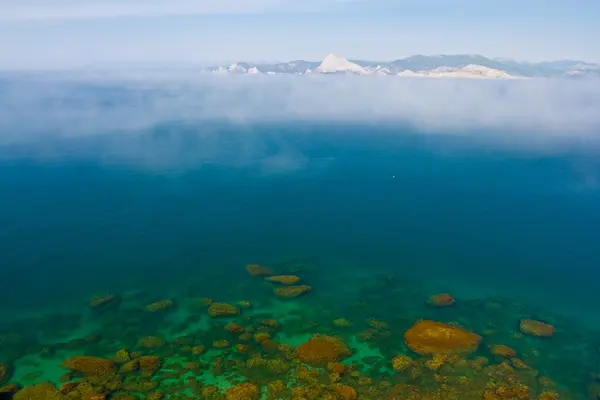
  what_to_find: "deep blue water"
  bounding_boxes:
[1,123,600,322]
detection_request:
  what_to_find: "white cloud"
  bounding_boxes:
[0,0,349,21]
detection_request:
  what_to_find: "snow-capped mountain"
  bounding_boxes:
[207,54,600,79]
[315,54,368,75]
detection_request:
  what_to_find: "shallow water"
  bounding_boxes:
[1,123,600,399]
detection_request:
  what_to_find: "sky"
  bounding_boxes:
[0,0,599,69]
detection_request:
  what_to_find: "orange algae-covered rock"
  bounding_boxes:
[278,343,294,354]
[510,358,530,370]
[538,377,556,388]
[225,382,260,400]
[367,318,390,330]
[213,340,230,349]
[261,319,280,329]
[327,362,347,374]
[260,339,278,353]
[334,384,357,400]
[196,297,213,307]
[0,383,20,394]
[537,392,559,400]
[202,386,219,398]
[428,293,455,307]
[485,384,531,399]
[246,264,272,277]
[403,320,481,355]
[0,363,8,383]
[112,349,131,364]
[225,323,245,333]
[392,355,413,371]
[137,336,165,348]
[520,319,555,337]
[61,356,116,375]
[138,356,162,373]
[266,275,300,285]
[118,360,139,374]
[236,344,253,354]
[208,302,240,317]
[357,330,373,341]
[88,293,121,310]
[333,318,352,328]
[295,334,351,365]
[14,382,65,400]
[268,380,285,397]
[58,382,77,395]
[274,285,311,299]
[356,376,372,386]
[145,299,174,313]
[489,344,517,358]
[266,359,289,374]
[425,353,447,370]
[191,345,206,355]
[237,300,253,308]
[254,332,271,343]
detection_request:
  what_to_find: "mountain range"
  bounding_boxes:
[209,53,600,79]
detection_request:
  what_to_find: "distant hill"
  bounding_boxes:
[208,53,600,79]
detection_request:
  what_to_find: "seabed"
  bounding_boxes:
[1,257,599,400]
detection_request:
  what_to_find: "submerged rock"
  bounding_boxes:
[274,285,311,298]
[0,363,8,384]
[14,382,64,400]
[225,382,260,400]
[266,275,301,285]
[295,334,351,365]
[208,302,240,317]
[428,293,456,307]
[144,299,175,313]
[404,320,481,355]
[520,319,555,337]
[489,344,517,358]
[60,356,116,375]
[245,264,272,277]
[88,293,121,311]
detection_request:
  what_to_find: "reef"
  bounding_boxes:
[2,261,595,400]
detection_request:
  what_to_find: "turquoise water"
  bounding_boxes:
[1,122,600,398]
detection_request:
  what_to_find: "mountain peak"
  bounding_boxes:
[316,53,367,74]
[322,53,343,64]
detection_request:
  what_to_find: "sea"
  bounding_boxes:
[0,77,600,399]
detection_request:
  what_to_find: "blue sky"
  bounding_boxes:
[0,0,599,69]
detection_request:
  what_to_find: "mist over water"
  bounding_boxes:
[1,73,600,398]
[2,72,600,146]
